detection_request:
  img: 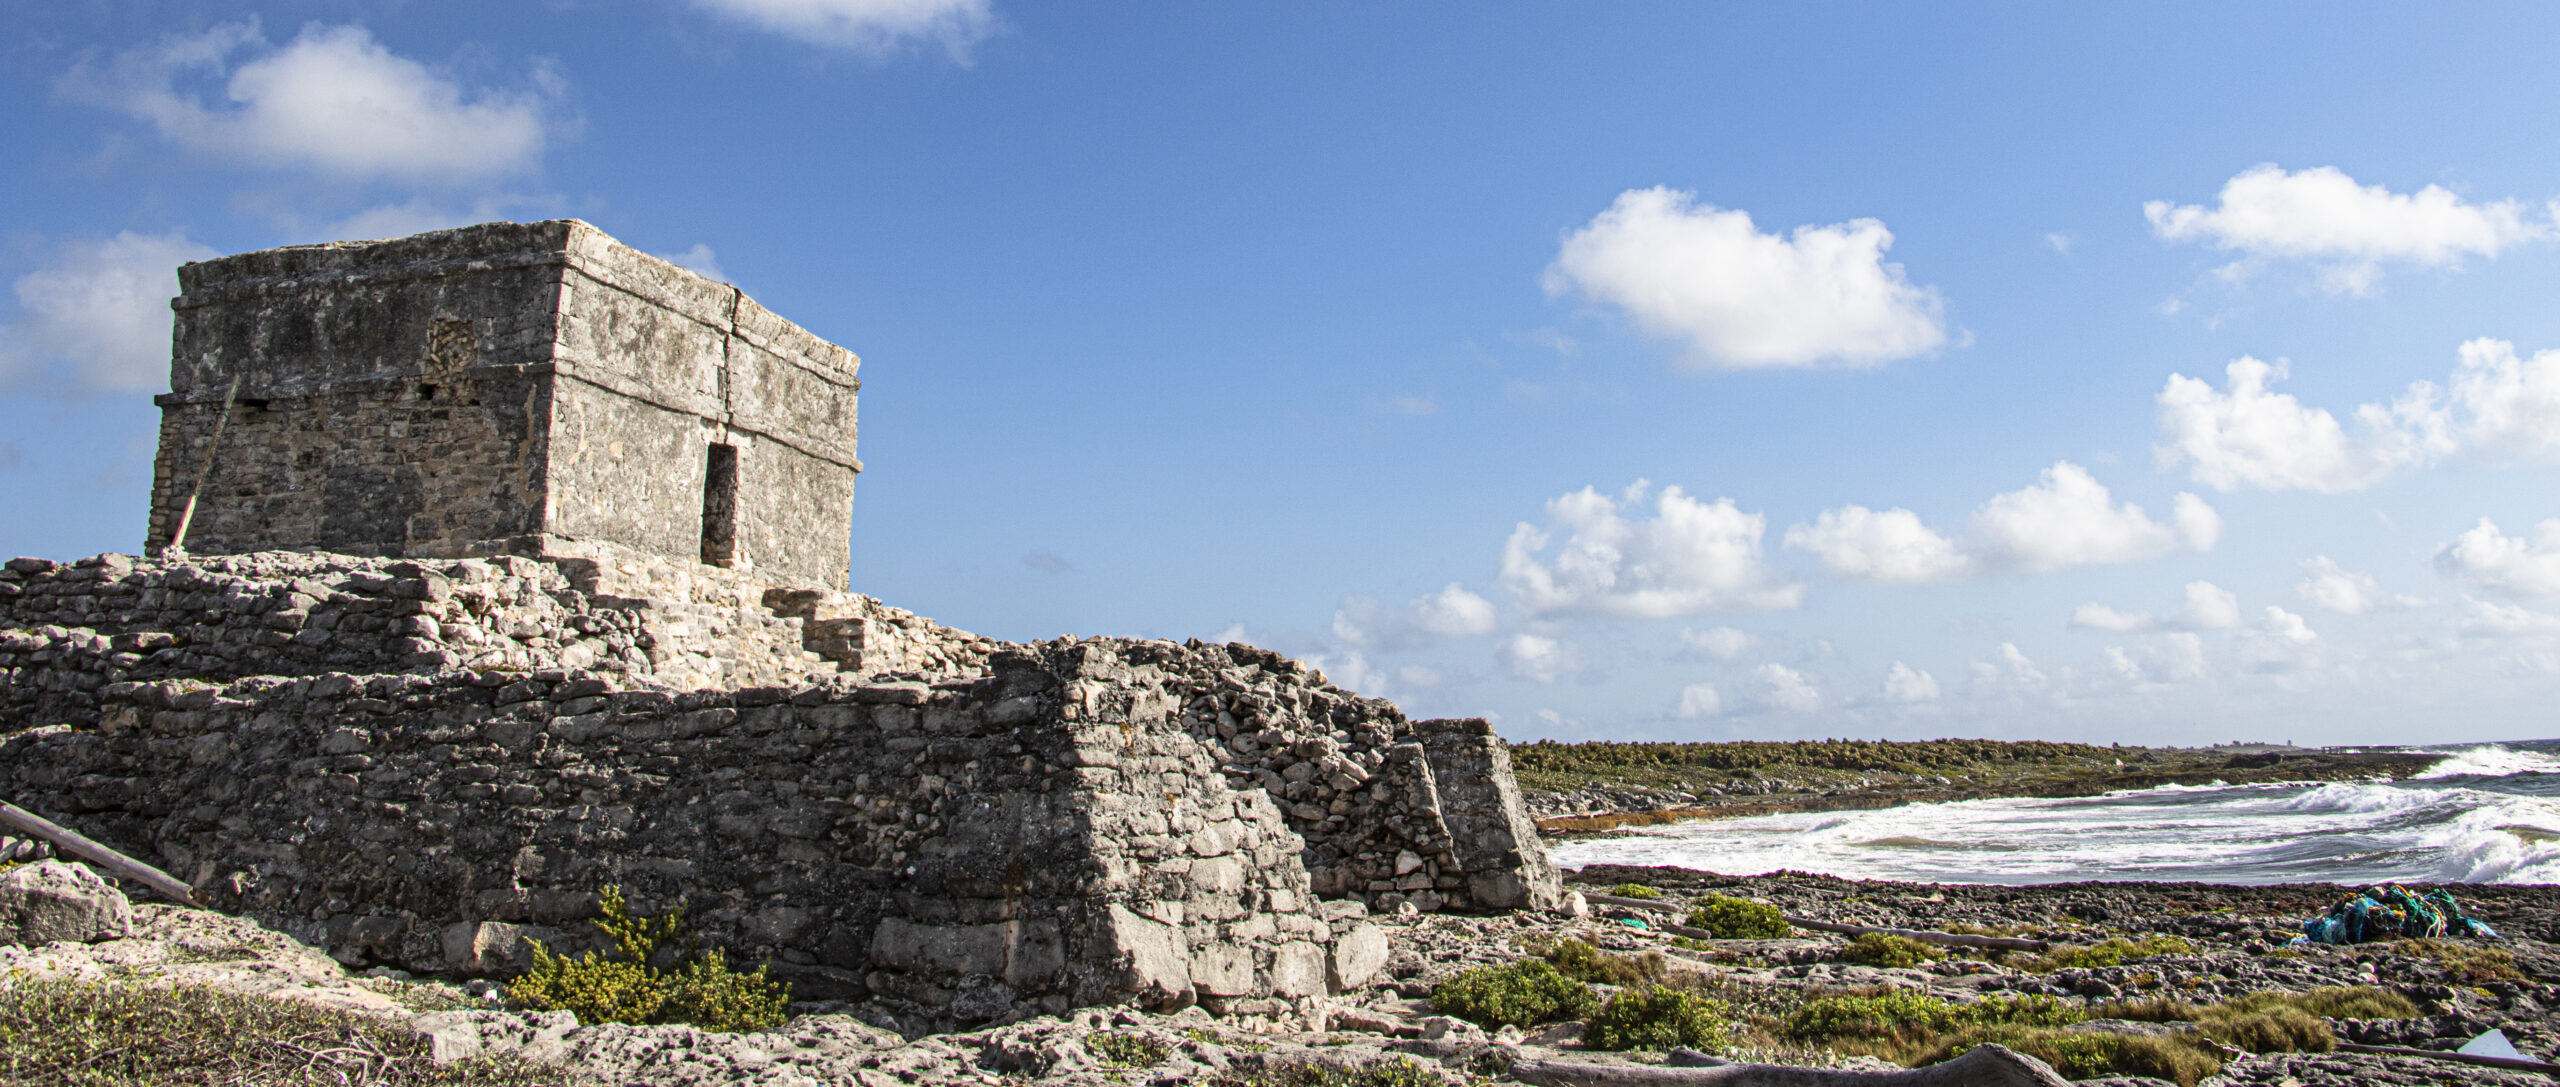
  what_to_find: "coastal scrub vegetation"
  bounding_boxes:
[508,885,789,1033]
[1582,985,1733,1050]
[1206,1056,1451,1087]
[0,975,564,1086]
[1429,959,1598,1028]
[1838,932,1940,968]
[2391,937,2526,982]
[2013,935,2194,972]
[1090,1031,1171,1069]
[1687,895,1792,939]
[1529,937,1671,987]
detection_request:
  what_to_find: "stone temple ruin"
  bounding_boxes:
[0,221,1560,1031]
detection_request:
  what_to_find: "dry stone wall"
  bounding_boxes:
[0,549,1560,1026]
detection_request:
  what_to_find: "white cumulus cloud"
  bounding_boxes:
[1882,662,1939,703]
[1544,187,1947,370]
[0,231,217,396]
[1781,505,1972,584]
[692,0,994,56]
[2157,339,2560,493]
[2155,356,2449,493]
[2458,596,2560,638]
[2145,164,2553,293]
[1500,480,1802,617]
[63,22,559,185]
[1754,663,1821,712]
[1791,463,2217,584]
[2257,606,2318,644]
[2437,518,2560,599]
[1678,625,1756,661]
[2294,556,2421,614]
[2070,581,2240,633]
[1333,583,1499,651]
[1496,633,1573,684]
[1968,463,2218,573]
[1675,683,1722,719]
[2105,632,2207,688]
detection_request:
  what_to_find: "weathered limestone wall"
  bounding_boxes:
[0,637,1372,1031]
[0,549,1559,1024]
[149,220,861,590]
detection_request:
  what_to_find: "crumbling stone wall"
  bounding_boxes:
[0,635,1372,1030]
[148,220,861,589]
[0,550,1560,1023]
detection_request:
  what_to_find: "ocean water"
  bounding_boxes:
[1548,742,2560,886]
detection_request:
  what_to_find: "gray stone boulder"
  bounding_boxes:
[0,860,134,945]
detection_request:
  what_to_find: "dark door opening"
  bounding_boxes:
[701,443,738,567]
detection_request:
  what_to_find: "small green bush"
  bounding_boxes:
[1785,988,2086,1047]
[1686,895,1791,940]
[1429,959,1598,1029]
[1091,1031,1170,1069]
[508,886,789,1033]
[1608,883,1663,899]
[1581,985,1731,1051]
[1535,937,1668,987]
[1839,932,1939,968]
[2019,935,2193,971]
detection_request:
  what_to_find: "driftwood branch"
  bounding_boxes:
[2337,1042,2560,1077]
[1510,1043,2070,1086]
[0,800,198,906]
[1580,892,2050,953]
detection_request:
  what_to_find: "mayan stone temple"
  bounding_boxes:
[0,220,1561,1031]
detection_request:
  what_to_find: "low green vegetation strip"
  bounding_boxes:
[1427,933,2416,1087]
[0,977,564,1086]
[1515,738,2440,827]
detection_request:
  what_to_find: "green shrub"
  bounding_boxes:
[1535,937,1668,987]
[1582,985,1731,1051]
[1608,883,1663,899]
[1782,988,1957,1046]
[1429,959,1598,1029]
[1785,988,2086,1047]
[1686,895,1791,940]
[1091,1031,1170,1069]
[508,886,789,1033]
[0,977,562,1086]
[1839,932,1939,968]
[2018,935,2193,971]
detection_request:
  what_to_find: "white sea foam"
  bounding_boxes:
[2416,745,2560,779]
[1551,756,2560,886]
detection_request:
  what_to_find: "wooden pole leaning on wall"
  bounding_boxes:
[165,373,244,555]
[0,800,199,906]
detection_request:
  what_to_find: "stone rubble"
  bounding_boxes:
[0,859,133,945]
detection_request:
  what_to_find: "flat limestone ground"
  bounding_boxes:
[6,864,2555,1086]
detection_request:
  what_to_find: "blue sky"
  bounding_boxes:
[9,2,2560,746]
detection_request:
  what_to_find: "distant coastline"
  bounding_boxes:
[1518,738,2451,837]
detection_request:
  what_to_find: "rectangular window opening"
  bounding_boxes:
[700,443,739,567]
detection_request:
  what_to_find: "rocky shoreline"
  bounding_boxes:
[8,856,2553,1085]
[1516,741,2444,835]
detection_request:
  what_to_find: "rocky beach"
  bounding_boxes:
[8,751,2555,1086]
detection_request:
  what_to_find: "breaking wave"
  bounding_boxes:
[1551,742,2560,886]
